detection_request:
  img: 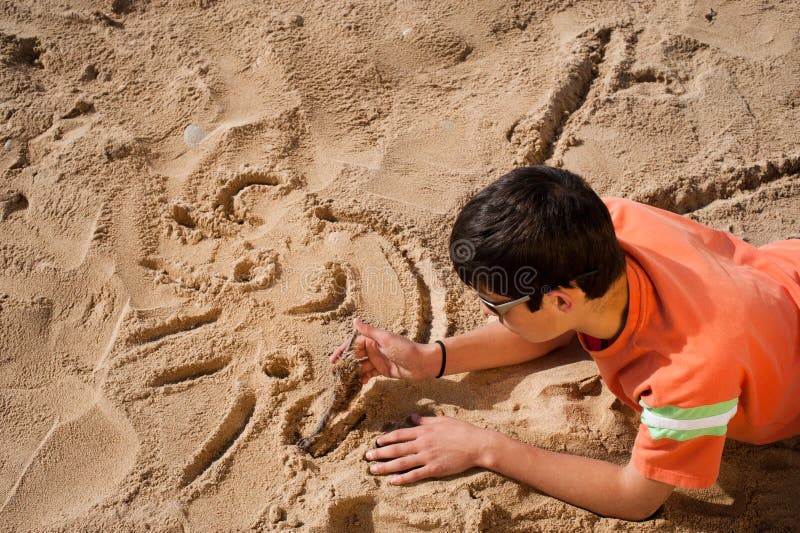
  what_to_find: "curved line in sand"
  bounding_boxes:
[180,389,257,488]
[0,415,60,514]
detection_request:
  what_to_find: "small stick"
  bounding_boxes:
[339,330,358,360]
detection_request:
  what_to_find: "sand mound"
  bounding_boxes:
[1,1,798,530]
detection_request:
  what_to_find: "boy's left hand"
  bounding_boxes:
[364,413,491,485]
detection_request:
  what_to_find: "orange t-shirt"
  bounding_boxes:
[577,198,800,489]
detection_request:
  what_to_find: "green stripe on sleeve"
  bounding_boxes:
[639,398,738,420]
[643,425,728,441]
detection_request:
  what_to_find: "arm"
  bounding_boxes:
[337,318,575,381]
[366,415,673,521]
[480,430,673,520]
[434,319,575,375]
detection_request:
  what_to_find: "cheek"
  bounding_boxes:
[502,310,558,341]
[499,313,532,335]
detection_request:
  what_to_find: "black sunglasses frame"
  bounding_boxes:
[478,269,599,317]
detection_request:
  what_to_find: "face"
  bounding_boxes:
[478,287,575,343]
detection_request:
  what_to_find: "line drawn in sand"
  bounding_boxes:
[0,416,60,514]
[506,25,614,166]
[125,307,221,346]
[148,353,232,387]
[180,388,257,487]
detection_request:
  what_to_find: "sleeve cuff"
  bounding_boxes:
[632,453,717,489]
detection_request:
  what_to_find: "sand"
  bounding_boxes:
[1,0,799,531]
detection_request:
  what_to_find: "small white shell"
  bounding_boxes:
[183,124,206,148]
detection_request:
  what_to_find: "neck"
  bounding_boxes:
[578,271,629,341]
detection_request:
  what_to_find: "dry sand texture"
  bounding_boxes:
[1,0,799,531]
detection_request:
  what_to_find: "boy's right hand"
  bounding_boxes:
[329,318,442,384]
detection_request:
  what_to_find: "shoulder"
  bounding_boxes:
[601,196,633,218]
[601,196,655,214]
[601,197,692,232]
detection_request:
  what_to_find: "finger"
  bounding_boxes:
[389,466,432,486]
[410,413,439,425]
[355,337,390,377]
[353,317,390,345]
[329,340,348,363]
[376,427,418,446]
[369,454,424,476]
[352,335,368,359]
[365,442,416,461]
[360,359,376,374]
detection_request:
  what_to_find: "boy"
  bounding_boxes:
[330,166,800,521]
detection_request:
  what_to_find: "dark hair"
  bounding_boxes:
[449,166,626,311]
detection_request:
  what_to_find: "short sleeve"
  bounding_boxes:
[631,397,739,489]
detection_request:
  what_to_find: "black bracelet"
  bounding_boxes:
[434,340,446,378]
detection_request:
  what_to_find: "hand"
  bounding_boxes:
[364,413,493,485]
[329,318,441,383]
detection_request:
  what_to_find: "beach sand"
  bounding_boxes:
[1,0,798,530]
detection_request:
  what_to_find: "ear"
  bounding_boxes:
[546,289,573,313]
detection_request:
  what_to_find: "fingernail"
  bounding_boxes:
[365,451,374,460]
[370,464,379,473]
[389,476,399,484]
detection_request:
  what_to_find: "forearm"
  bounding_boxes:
[479,432,664,520]
[425,321,574,375]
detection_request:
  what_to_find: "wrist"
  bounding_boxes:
[476,430,517,471]
[417,341,443,380]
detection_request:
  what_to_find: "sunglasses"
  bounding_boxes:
[478,269,599,317]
